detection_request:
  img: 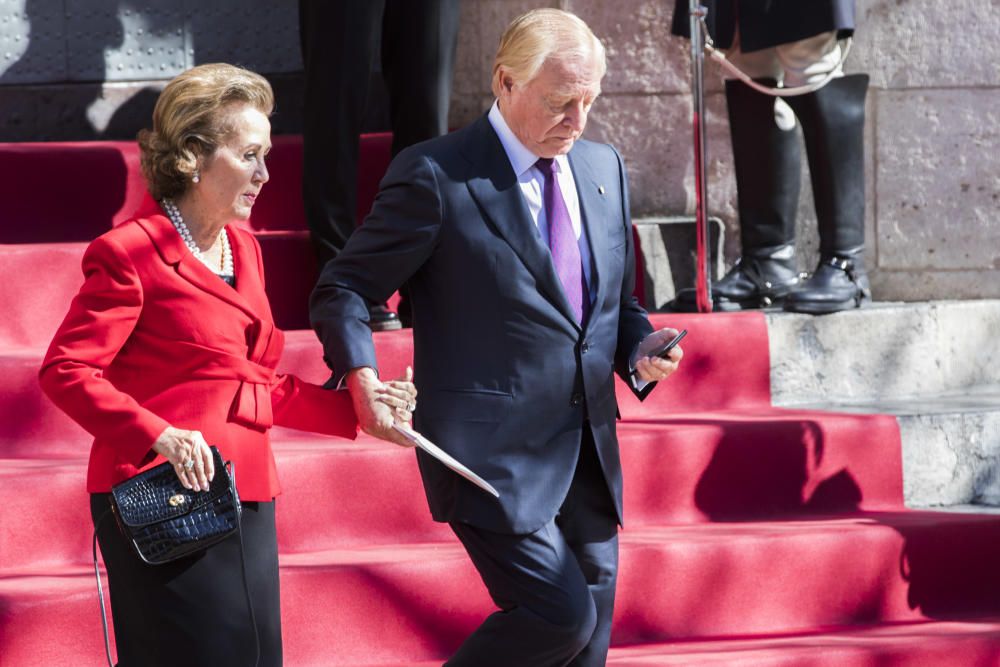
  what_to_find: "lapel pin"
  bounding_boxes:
[598,185,606,195]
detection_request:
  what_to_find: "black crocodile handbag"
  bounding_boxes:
[110,445,240,564]
[92,446,259,667]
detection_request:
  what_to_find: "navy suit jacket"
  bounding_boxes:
[310,114,655,534]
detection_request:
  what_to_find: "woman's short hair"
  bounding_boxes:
[491,9,606,97]
[138,63,274,201]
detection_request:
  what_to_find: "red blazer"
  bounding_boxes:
[39,200,357,501]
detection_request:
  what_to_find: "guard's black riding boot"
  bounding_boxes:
[783,74,871,314]
[707,242,800,310]
[674,79,802,311]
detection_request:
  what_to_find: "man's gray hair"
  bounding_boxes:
[491,9,607,97]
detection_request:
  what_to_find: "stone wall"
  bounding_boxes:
[2,0,997,302]
[450,0,1000,303]
[0,0,307,138]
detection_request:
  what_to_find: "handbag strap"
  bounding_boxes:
[92,509,115,667]
[92,460,260,667]
[230,461,262,667]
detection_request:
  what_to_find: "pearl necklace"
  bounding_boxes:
[162,199,233,277]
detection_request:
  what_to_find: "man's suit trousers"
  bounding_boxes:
[446,429,620,667]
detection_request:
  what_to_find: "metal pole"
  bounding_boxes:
[688,1,712,312]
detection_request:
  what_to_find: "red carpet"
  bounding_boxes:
[2,139,999,665]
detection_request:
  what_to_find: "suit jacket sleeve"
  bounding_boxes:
[38,235,170,467]
[611,145,657,401]
[310,148,443,385]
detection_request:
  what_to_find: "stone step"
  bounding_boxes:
[767,300,1000,406]
[766,300,1000,510]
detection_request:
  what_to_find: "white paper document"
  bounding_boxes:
[392,424,500,498]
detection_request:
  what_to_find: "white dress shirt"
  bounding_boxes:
[487,101,596,305]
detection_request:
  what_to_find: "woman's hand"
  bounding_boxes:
[376,366,418,425]
[151,426,216,492]
[346,366,418,447]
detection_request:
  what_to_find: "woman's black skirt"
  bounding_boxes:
[91,493,282,667]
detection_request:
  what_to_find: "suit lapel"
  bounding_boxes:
[462,117,581,331]
[567,148,608,333]
[136,211,261,319]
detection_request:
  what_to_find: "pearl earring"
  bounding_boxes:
[192,171,200,184]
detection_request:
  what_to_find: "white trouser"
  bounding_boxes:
[724,31,844,129]
[726,30,844,87]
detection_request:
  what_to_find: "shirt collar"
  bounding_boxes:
[488,100,568,178]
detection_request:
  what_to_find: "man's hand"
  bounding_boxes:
[632,328,684,383]
[346,366,418,447]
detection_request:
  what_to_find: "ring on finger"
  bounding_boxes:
[183,458,195,470]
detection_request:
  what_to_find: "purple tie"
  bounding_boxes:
[537,157,587,324]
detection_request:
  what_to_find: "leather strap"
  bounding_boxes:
[92,510,114,667]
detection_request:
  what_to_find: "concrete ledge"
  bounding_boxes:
[900,409,1000,508]
[768,300,1000,406]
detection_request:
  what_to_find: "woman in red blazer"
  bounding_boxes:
[39,64,415,667]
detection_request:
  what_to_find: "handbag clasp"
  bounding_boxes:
[168,494,187,507]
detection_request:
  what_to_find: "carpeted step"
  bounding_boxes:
[253,311,775,415]
[360,621,1000,667]
[5,514,1000,665]
[0,349,82,456]
[0,407,907,571]
[0,135,392,244]
[0,330,410,457]
[602,621,1000,666]
[1,312,769,455]
[272,515,1000,652]
[616,409,903,525]
[0,141,147,244]
[0,442,447,572]
[0,233,315,344]
[0,243,87,350]
[0,133,392,341]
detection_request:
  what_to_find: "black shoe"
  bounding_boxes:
[673,243,801,311]
[783,253,871,314]
[367,304,402,332]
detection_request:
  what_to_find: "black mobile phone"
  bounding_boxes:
[630,329,687,377]
[649,329,687,360]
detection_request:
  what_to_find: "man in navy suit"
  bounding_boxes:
[310,9,682,665]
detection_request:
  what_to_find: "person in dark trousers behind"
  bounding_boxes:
[311,9,684,665]
[672,0,871,314]
[299,0,460,330]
